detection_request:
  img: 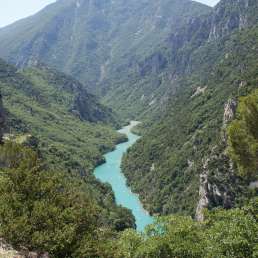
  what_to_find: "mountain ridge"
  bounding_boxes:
[0,0,211,97]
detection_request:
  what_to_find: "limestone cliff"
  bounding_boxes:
[208,0,258,40]
[196,99,238,222]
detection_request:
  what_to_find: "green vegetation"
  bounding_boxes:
[0,0,257,256]
[0,141,135,257]
[113,199,258,258]
[227,90,258,179]
[0,60,124,173]
[1,0,257,218]
[0,143,98,256]
[0,143,105,257]
[0,0,211,119]
[122,24,258,216]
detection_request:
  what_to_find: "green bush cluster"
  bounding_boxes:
[0,142,135,257]
[0,143,97,256]
[227,90,258,180]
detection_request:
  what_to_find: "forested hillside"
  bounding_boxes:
[0,0,257,225]
[122,0,258,216]
[0,0,211,119]
[0,108,257,257]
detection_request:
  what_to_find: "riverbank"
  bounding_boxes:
[94,121,153,231]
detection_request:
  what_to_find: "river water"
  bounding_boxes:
[94,121,154,231]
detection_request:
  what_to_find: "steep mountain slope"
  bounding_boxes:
[122,0,258,216]
[0,58,124,172]
[0,0,211,118]
[0,58,135,235]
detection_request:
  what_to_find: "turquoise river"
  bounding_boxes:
[94,121,154,231]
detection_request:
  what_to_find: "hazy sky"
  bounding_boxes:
[0,0,56,28]
[196,0,220,6]
[0,0,220,28]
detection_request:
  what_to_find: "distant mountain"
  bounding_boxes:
[102,0,258,119]
[0,0,211,118]
[1,0,257,120]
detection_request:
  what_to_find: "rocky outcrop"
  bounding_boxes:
[223,98,237,125]
[222,98,238,143]
[249,181,258,189]
[196,148,235,222]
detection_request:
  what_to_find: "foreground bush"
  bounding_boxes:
[113,199,258,258]
[0,143,100,257]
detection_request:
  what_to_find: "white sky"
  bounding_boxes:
[196,0,220,6]
[0,0,220,28]
[0,0,56,28]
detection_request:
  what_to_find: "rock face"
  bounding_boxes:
[208,0,251,40]
[221,98,238,142]
[223,98,237,125]
[0,93,5,143]
[196,99,238,222]
[196,160,210,222]
[196,149,235,222]
[249,181,258,189]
